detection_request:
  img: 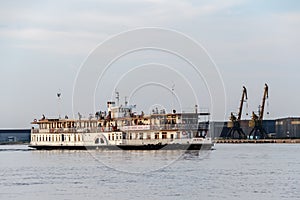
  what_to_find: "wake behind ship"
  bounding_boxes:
[29,100,213,150]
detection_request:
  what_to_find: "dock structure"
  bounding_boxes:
[215,139,300,144]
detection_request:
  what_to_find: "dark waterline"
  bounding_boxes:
[0,144,299,200]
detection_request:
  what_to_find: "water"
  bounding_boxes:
[0,144,299,200]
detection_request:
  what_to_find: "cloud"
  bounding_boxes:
[0,0,245,55]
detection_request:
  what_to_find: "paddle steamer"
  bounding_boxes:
[29,100,213,150]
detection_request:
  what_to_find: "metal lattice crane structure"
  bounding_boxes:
[249,83,269,139]
[225,86,248,139]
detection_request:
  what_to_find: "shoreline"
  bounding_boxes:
[0,142,29,145]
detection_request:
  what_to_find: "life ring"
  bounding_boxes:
[34,119,37,122]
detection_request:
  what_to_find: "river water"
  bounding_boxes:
[0,144,299,200]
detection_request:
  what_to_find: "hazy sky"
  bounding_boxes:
[0,0,300,128]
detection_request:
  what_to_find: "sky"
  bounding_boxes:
[0,0,300,128]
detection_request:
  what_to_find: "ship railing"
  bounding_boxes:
[32,129,39,133]
[76,127,115,133]
[120,138,193,145]
[35,128,78,134]
[150,124,179,130]
[148,124,201,131]
[178,124,199,130]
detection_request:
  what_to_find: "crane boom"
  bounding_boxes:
[249,83,269,139]
[238,86,248,121]
[259,83,269,120]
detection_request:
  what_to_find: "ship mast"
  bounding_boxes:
[115,91,120,106]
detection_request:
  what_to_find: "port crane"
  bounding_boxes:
[225,86,248,139]
[249,83,269,139]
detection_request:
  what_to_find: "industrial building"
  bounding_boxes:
[275,117,300,138]
[211,118,300,139]
[0,129,31,143]
[211,120,276,139]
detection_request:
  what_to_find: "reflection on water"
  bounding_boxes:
[0,144,299,200]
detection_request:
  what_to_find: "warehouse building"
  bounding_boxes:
[211,120,276,139]
[275,117,300,138]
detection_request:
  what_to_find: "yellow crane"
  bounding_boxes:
[249,83,269,139]
[226,86,248,139]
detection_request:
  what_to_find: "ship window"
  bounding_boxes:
[108,134,111,140]
[155,133,159,139]
[162,132,167,139]
[100,138,105,144]
[112,134,114,140]
[147,133,151,140]
[139,133,143,140]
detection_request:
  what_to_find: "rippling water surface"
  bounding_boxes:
[0,144,299,200]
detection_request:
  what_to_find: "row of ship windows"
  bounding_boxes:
[32,135,82,142]
[106,132,179,140]
[39,122,98,129]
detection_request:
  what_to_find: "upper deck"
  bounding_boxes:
[31,101,209,134]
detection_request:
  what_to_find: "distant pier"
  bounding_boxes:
[215,139,300,144]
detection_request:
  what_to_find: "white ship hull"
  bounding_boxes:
[29,131,213,150]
